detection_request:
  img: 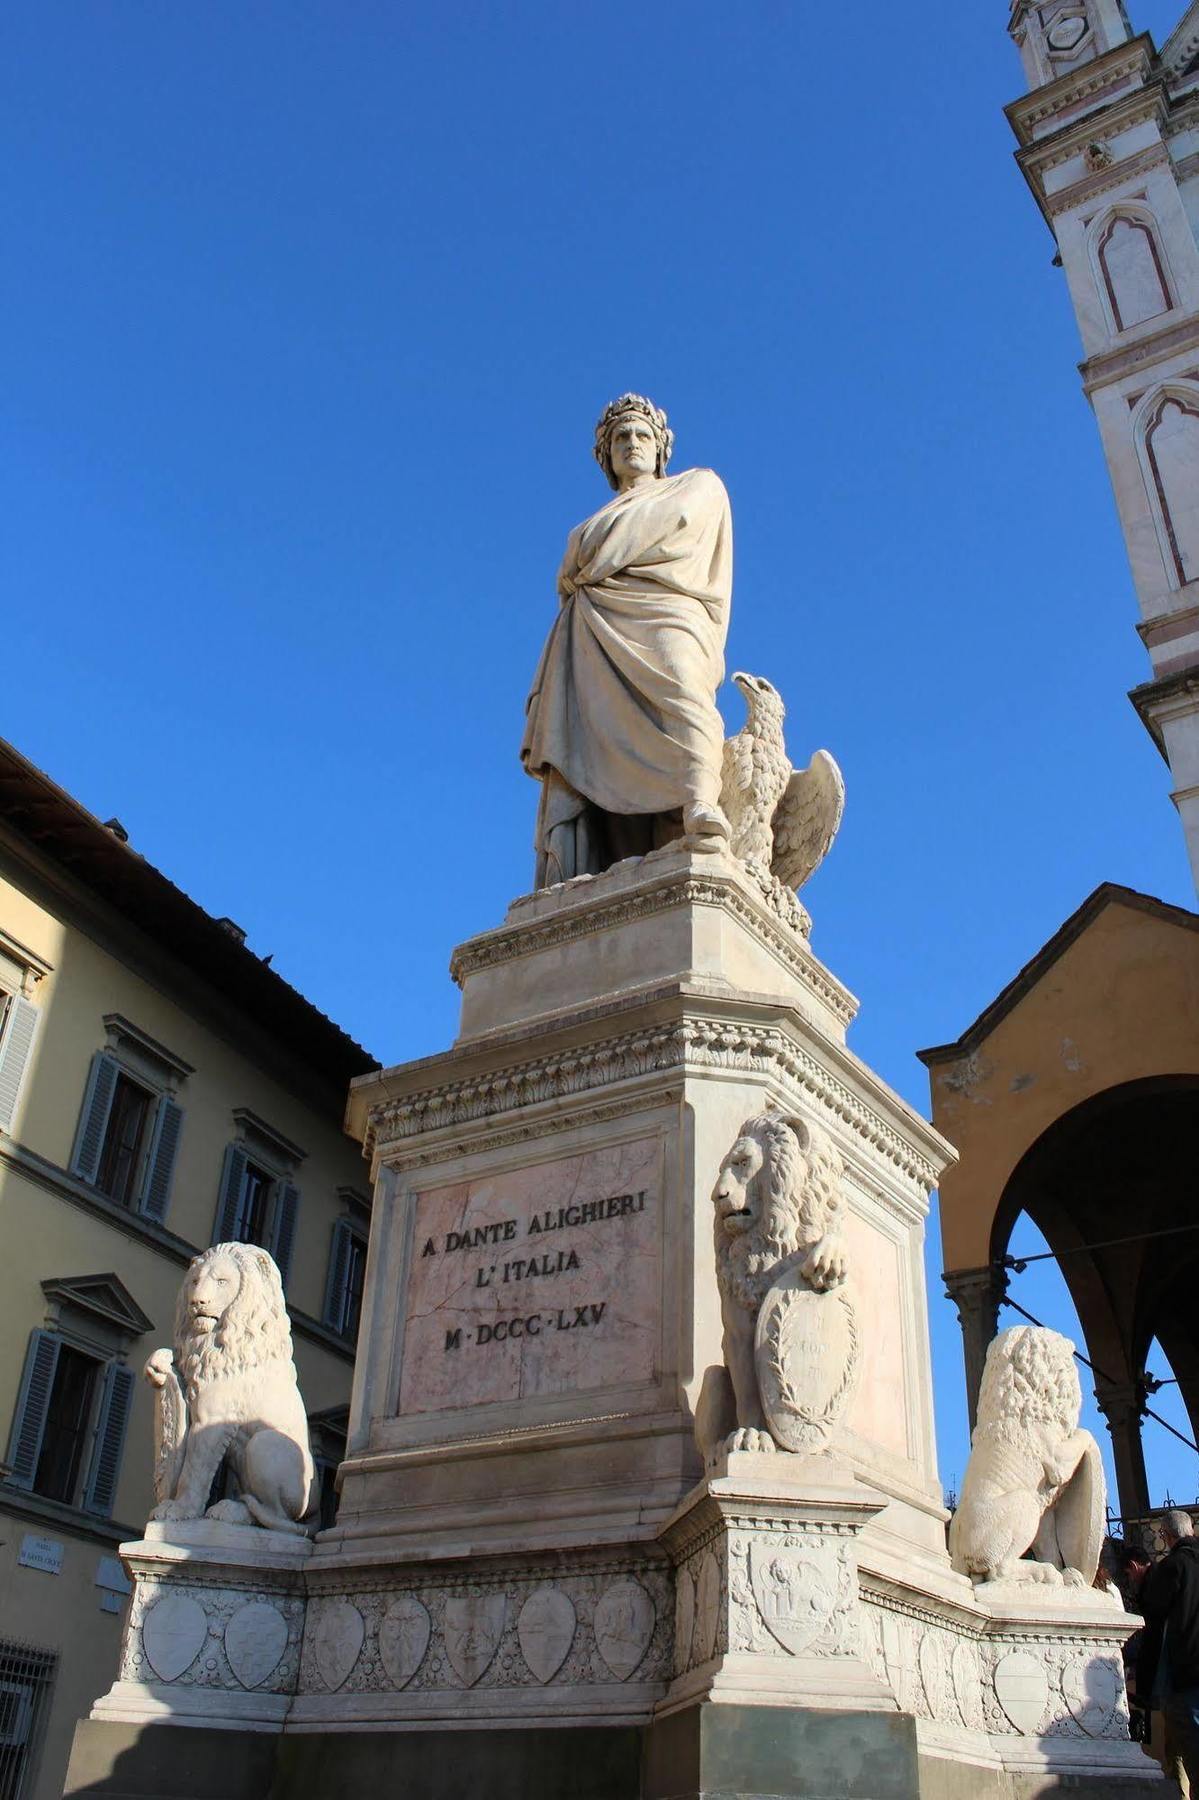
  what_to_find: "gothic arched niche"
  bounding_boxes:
[1093,207,1173,334]
[1135,385,1199,590]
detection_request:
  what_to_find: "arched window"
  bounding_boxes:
[1134,384,1199,590]
[1088,205,1174,336]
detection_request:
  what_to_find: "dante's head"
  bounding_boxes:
[593,393,674,490]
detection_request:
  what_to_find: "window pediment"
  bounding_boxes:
[41,1273,154,1340]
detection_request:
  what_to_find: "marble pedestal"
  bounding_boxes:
[67,847,1161,1797]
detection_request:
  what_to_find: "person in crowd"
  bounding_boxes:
[1135,1510,1199,1792]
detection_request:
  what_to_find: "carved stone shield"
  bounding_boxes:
[142,1594,207,1683]
[754,1269,860,1454]
[1062,1653,1120,1737]
[378,1595,431,1690]
[594,1579,655,1681]
[314,1598,364,1693]
[992,1648,1050,1734]
[749,1542,839,1657]
[224,1601,288,1690]
[517,1588,576,1684]
[444,1593,506,1687]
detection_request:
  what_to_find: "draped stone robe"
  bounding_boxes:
[521,467,733,885]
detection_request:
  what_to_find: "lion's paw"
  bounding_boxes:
[1062,1566,1087,1589]
[150,1500,194,1523]
[206,1499,253,1526]
[726,1427,775,1455]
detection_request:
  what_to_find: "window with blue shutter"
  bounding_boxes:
[271,1182,300,1291]
[5,1331,61,1490]
[322,1218,367,1339]
[213,1144,249,1243]
[322,1218,353,1332]
[0,994,39,1133]
[70,1052,120,1183]
[139,1097,184,1223]
[82,1361,136,1517]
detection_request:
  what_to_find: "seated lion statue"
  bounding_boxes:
[949,1325,1105,1590]
[145,1242,316,1536]
[711,1109,853,1457]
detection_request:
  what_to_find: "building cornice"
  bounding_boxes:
[0,1484,135,1549]
[0,1137,354,1363]
[0,736,376,1089]
[1079,309,1199,393]
[1129,664,1199,761]
[364,1000,949,1196]
[1005,38,1156,147]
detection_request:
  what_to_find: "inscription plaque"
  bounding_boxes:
[399,1137,661,1415]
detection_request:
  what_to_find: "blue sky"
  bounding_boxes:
[3,2,1195,1511]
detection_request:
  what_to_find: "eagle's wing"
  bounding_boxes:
[770,750,845,892]
[719,726,756,844]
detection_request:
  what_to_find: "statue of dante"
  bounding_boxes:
[521,394,733,886]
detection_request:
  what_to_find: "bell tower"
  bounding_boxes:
[1006,1,1199,895]
[1008,0,1134,87]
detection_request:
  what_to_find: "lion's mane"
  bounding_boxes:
[974,1325,1080,1446]
[716,1112,846,1311]
[175,1242,296,1397]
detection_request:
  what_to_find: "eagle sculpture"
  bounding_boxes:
[719,673,844,931]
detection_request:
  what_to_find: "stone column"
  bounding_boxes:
[1092,1376,1151,1523]
[943,1263,1007,1434]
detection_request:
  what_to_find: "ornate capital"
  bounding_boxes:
[942,1263,1008,1324]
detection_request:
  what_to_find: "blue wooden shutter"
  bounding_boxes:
[6,1330,60,1490]
[82,1362,136,1517]
[139,1098,184,1223]
[0,996,40,1133]
[70,1052,120,1183]
[213,1144,248,1243]
[271,1182,300,1291]
[322,1218,354,1334]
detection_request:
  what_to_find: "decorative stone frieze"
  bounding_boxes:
[365,1014,940,1195]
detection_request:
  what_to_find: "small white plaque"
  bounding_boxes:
[99,1592,124,1614]
[95,1556,131,1594]
[18,1534,63,1575]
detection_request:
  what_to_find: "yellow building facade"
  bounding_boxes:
[0,738,375,1800]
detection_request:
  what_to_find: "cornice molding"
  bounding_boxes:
[1080,309,1199,392]
[1020,95,1164,180]
[1006,40,1156,145]
[368,1015,942,1193]
[0,1137,354,1364]
[1044,144,1170,216]
[450,871,856,1031]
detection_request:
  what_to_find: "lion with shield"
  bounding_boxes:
[710,1109,858,1459]
[145,1242,316,1536]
